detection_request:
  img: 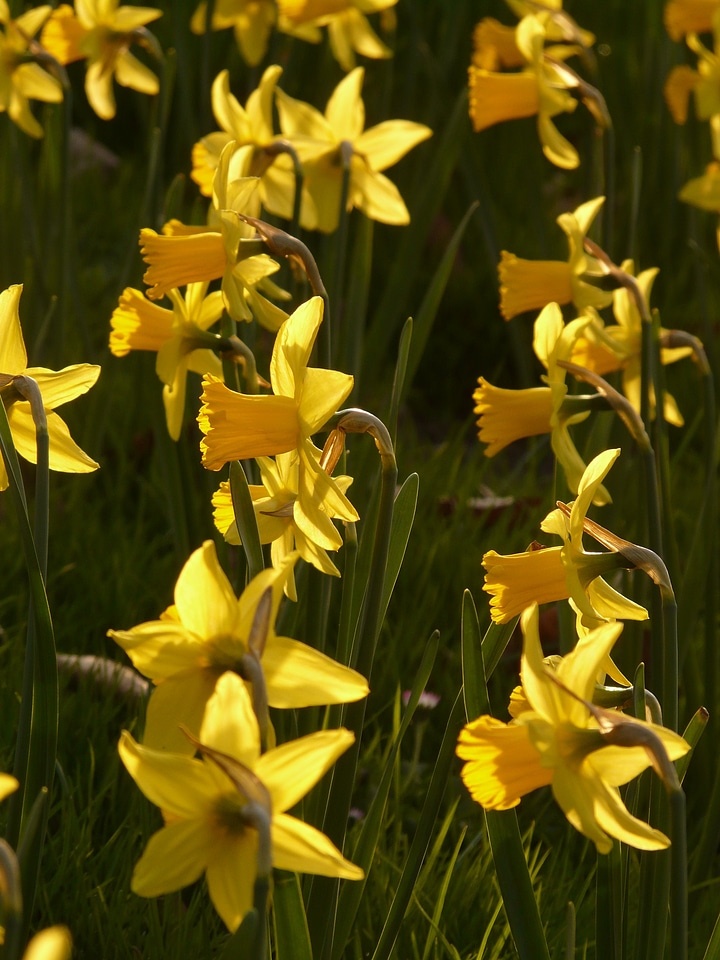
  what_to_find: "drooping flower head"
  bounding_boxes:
[277,0,398,72]
[457,604,689,852]
[110,282,224,440]
[482,448,649,625]
[0,3,63,137]
[0,284,100,491]
[119,671,363,932]
[199,295,359,549]
[41,1,162,120]
[110,541,368,754]
[498,196,613,320]
[213,450,354,600]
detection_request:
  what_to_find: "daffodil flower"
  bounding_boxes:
[141,144,289,330]
[191,65,298,218]
[40,1,161,121]
[468,14,581,170]
[664,0,720,41]
[471,16,526,70]
[482,448,649,625]
[109,541,368,754]
[0,3,63,137]
[665,19,720,156]
[119,671,363,932]
[277,0,397,73]
[273,66,432,232]
[21,927,72,960]
[199,295,359,549]
[0,284,100,491]
[110,282,224,440]
[498,195,613,320]
[457,604,689,853]
[190,0,276,67]
[213,450,354,600]
[474,302,610,503]
[569,260,693,426]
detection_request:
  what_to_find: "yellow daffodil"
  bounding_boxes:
[457,604,689,853]
[190,0,276,67]
[664,0,720,41]
[110,541,368,754]
[471,17,525,70]
[468,14,581,170]
[213,450,354,600]
[0,3,63,138]
[191,65,296,216]
[273,66,432,232]
[474,302,610,503]
[40,1,161,121]
[678,159,720,250]
[569,261,692,427]
[0,771,18,800]
[498,195,613,320]
[119,671,363,932]
[22,927,72,960]
[110,282,224,440]
[665,19,720,156]
[199,295,359,548]
[277,0,397,72]
[0,284,100,491]
[141,144,289,330]
[482,448,649,625]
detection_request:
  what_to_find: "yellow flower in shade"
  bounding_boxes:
[0,3,63,138]
[482,448,649,625]
[471,17,525,70]
[277,0,397,73]
[213,450,354,600]
[0,771,18,800]
[0,284,100,491]
[119,671,363,932]
[664,0,720,41]
[273,66,432,232]
[110,282,224,440]
[569,261,693,427]
[110,541,368,754]
[474,302,609,503]
[141,145,289,330]
[199,296,359,548]
[468,14,581,170]
[190,0,276,67]
[498,196,613,320]
[457,604,689,853]
[664,21,720,155]
[22,927,72,960]
[40,1,161,121]
[191,65,296,214]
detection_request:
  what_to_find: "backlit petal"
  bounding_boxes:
[144,669,221,754]
[174,540,239,640]
[272,813,363,879]
[262,635,369,709]
[256,727,355,811]
[206,832,258,931]
[131,819,216,896]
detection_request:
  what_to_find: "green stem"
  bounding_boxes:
[330,141,353,367]
[669,787,688,960]
[229,461,264,582]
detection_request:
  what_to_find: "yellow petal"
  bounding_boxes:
[199,671,261,767]
[115,50,159,95]
[299,365,354,434]
[9,406,99,473]
[262,635,369,709]
[85,58,116,119]
[354,118,432,172]
[326,66,365,141]
[351,164,410,224]
[109,620,203,680]
[143,669,220,754]
[118,731,218,819]
[40,6,87,65]
[23,927,72,960]
[174,540,239,640]
[538,111,579,170]
[110,287,173,355]
[26,363,100,408]
[456,715,552,809]
[270,296,324,399]
[205,832,258,931]
[257,727,355,811]
[131,818,217,896]
[0,283,27,374]
[272,812,364,878]
[0,772,19,801]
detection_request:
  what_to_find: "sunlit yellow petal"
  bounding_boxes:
[262,636,369,710]
[473,380,554,455]
[143,669,220,754]
[23,926,72,960]
[468,67,539,132]
[199,671,261,767]
[272,813,364,878]
[498,252,572,320]
[482,546,567,623]
[0,283,27,374]
[205,833,258,931]
[257,727,355,811]
[141,228,226,300]
[9,406,99,473]
[25,363,100,408]
[110,287,173,355]
[174,540,239,640]
[131,818,217,895]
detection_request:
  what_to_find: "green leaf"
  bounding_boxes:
[273,872,313,960]
[230,460,265,581]
[217,909,258,960]
[387,316,412,444]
